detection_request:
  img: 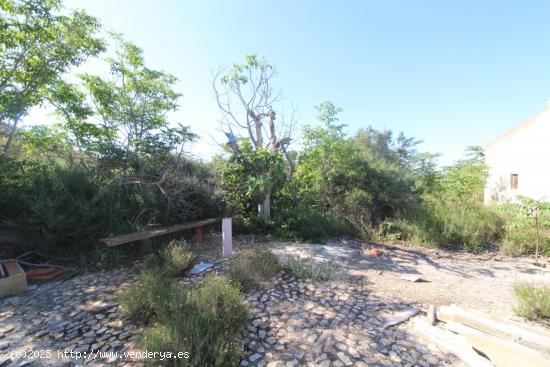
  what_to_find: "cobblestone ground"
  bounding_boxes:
[240,273,455,367]
[0,263,456,367]
[0,268,142,367]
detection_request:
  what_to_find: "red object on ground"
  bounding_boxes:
[26,267,63,283]
[367,248,383,257]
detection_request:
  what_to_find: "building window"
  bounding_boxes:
[510,174,518,189]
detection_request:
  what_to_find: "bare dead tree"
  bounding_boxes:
[212,55,295,220]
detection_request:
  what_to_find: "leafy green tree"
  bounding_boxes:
[0,0,104,155]
[79,36,195,175]
[438,145,488,204]
[355,127,421,167]
[18,124,69,159]
[218,140,286,222]
[296,102,419,237]
[297,101,347,209]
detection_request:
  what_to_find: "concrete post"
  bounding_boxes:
[222,217,233,257]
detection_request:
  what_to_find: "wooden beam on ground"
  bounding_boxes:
[412,318,494,367]
[437,305,550,352]
[100,218,220,247]
[383,308,419,329]
[444,320,550,367]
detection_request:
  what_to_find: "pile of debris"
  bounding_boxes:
[413,304,550,367]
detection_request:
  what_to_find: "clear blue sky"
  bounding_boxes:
[32,0,550,165]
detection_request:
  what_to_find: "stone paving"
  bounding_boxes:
[0,259,457,366]
[0,268,141,367]
[240,273,455,367]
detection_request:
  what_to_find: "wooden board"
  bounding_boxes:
[100,218,220,247]
[412,318,494,367]
[437,304,550,351]
[0,261,27,298]
[445,320,550,367]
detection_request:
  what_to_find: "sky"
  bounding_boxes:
[24,0,550,166]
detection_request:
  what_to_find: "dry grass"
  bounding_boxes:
[513,282,550,320]
[228,246,281,290]
[284,255,334,282]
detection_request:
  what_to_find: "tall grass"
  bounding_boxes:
[228,246,281,290]
[160,240,197,276]
[118,266,177,322]
[376,201,504,251]
[119,266,249,366]
[143,275,248,366]
[284,256,334,282]
[513,282,550,320]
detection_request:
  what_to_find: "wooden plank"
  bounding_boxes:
[437,305,550,351]
[412,318,494,367]
[383,307,419,329]
[445,321,550,367]
[100,218,220,247]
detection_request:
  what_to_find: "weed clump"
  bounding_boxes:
[283,256,334,282]
[228,246,281,290]
[160,240,197,276]
[142,275,248,366]
[119,258,249,366]
[513,282,550,320]
[118,266,177,322]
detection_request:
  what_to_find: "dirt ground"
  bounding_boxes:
[267,239,550,326]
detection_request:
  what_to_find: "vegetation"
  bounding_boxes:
[160,241,197,276]
[3,1,548,365]
[0,0,223,262]
[143,275,249,367]
[283,256,334,282]
[1,0,547,270]
[228,246,281,290]
[500,197,550,261]
[2,2,549,364]
[118,266,177,322]
[119,262,249,366]
[513,282,550,320]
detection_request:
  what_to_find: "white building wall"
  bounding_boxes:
[484,106,550,204]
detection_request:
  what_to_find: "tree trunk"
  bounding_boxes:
[258,191,271,221]
[2,109,24,157]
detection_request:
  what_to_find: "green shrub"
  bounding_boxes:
[387,201,503,251]
[501,228,550,256]
[284,256,334,282]
[0,154,224,266]
[513,282,550,320]
[435,203,503,252]
[498,200,550,258]
[377,202,504,252]
[160,240,197,276]
[374,217,440,247]
[118,266,176,322]
[144,275,249,366]
[228,246,281,290]
[274,208,354,241]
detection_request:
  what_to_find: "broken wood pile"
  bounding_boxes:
[413,304,550,367]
